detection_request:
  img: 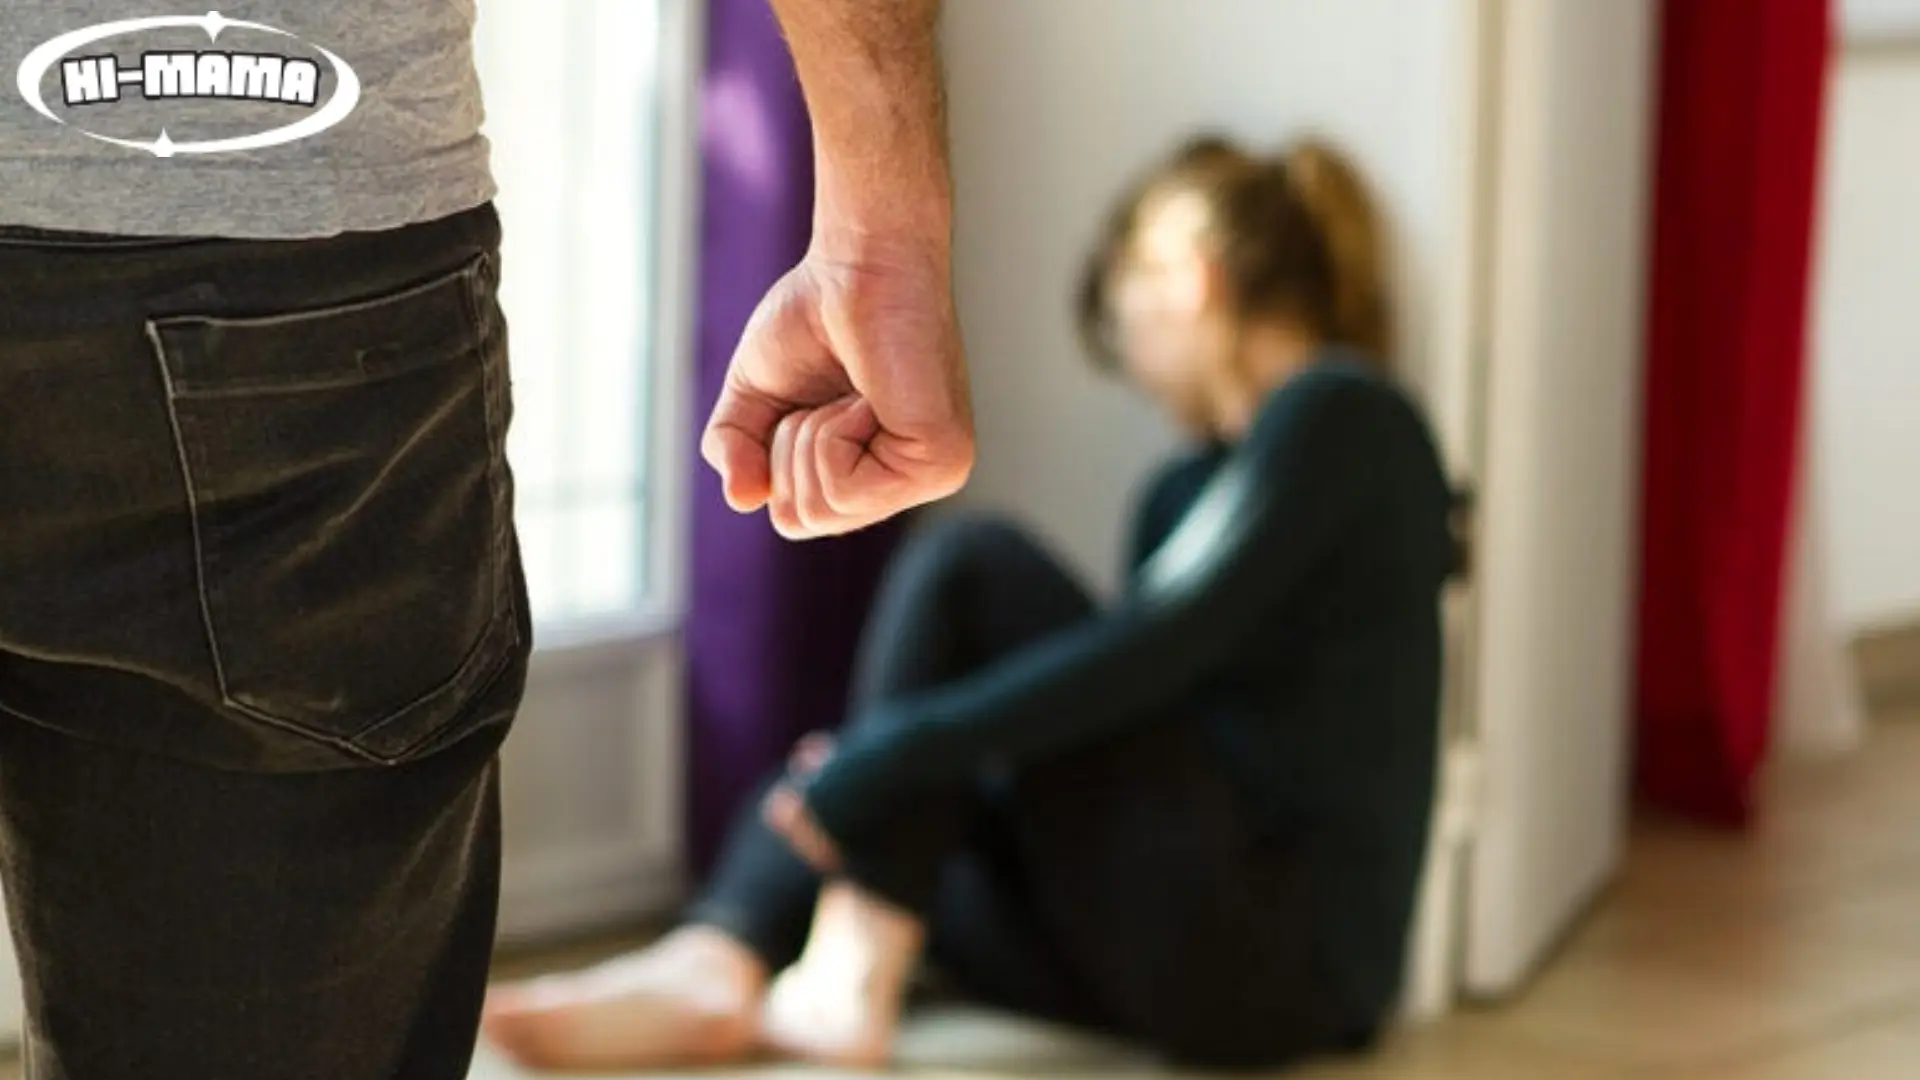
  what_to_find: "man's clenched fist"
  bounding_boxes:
[701,239,975,539]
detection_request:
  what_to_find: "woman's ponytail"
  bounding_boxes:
[1077,132,1395,370]
[1280,138,1393,362]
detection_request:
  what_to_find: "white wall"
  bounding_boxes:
[943,0,1476,589]
[1813,48,1920,632]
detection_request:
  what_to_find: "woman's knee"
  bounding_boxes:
[873,511,1090,646]
[900,512,1037,574]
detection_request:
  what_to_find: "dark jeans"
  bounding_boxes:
[0,205,531,1079]
[688,516,1353,1071]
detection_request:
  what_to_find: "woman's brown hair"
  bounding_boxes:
[1077,132,1393,370]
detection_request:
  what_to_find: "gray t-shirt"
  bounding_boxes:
[0,2,494,238]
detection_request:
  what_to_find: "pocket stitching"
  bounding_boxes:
[349,249,520,761]
[144,250,517,764]
[317,601,521,760]
[147,316,261,748]
[149,253,485,334]
[152,254,489,398]
[151,329,379,761]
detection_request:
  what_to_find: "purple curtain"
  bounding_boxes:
[686,0,907,873]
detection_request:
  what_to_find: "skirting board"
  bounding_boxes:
[497,849,685,947]
[1853,617,1920,718]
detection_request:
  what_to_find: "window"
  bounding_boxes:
[473,0,700,639]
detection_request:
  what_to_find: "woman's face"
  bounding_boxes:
[1107,195,1230,437]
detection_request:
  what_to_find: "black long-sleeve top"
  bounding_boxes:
[804,350,1457,1024]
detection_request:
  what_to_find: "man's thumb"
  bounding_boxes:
[702,392,777,512]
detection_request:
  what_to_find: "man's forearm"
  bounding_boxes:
[769,0,951,252]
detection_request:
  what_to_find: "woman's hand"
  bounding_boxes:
[762,733,845,873]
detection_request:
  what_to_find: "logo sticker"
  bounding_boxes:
[14,10,360,157]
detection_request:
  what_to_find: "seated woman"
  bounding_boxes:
[483,134,1458,1074]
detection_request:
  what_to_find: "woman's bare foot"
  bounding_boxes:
[760,881,926,1069]
[481,925,767,1072]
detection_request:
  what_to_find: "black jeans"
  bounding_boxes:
[0,205,531,1079]
[688,515,1353,1071]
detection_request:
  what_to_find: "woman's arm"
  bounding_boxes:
[804,368,1399,842]
[1125,446,1228,576]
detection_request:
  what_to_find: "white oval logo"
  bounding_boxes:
[14,10,360,157]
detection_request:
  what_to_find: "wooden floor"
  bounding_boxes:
[5,714,1917,1080]
[474,713,1920,1080]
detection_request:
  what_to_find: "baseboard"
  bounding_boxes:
[497,849,685,947]
[1853,616,1920,718]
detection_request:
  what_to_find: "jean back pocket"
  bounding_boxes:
[145,250,520,764]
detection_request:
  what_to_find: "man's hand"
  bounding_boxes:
[702,236,973,539]
[702,0,973,539]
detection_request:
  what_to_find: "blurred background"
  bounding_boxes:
[462,1,1918,1077]
[13,1,1920,1078]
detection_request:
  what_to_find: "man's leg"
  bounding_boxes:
[0,701,512,1080]
[0,206,528,1080]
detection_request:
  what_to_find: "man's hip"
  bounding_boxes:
[0,202,528,772]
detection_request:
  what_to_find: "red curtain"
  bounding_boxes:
[1635,0,1833,827]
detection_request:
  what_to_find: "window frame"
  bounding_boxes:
[488,0,706,653]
